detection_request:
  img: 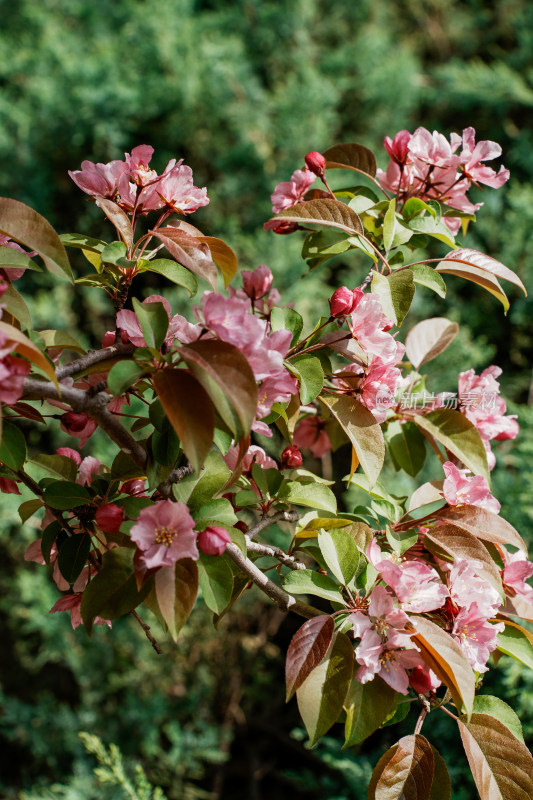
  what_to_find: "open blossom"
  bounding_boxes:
[452,603,504,672]
[130,501,198,570]
[355,635,422,694]
[241,264,273,301]
[351,586,412,643]
[378,559,449,613]
[116,294,195,348]
[458,366,519,453]
[502,549,533,603]
[459,127,510,189]
[155,162,209,214]
[50,593,111,630]
[224,444,277,473]
[448,558,501,615]
[349,293,399,365]
[270,167,316,213]
[334,355,404,423]
[0,350,31,405]
[442,461,500,514]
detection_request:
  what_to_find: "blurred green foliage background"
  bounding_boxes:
[2,0,533,797]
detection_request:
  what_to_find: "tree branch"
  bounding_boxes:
[245,510,299,541]
[56,344,134,381]
[245,541,307,570]
[225,542,320,619]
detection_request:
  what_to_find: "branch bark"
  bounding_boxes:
[246,541,307,570]
[245,510,299,541]
[56,344,134,381]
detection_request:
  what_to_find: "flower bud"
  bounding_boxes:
[122,478,146,496]
[242,264,273,300]
[56,447,82,466]
[305,151,327,177]
[61,411,91,434]
[197,526,232,556]
[95,503,125,534]
[280,445,303,469]
[329,286,358,317]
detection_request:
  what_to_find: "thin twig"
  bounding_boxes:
[130,609,163,654]
[245,510,300,541]
[246,541,307,570]
[56,344,134,381]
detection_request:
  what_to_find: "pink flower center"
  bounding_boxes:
[154,526,178,547]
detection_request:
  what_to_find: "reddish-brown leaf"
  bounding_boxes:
[286,615,335,701]
[458,713,533,799]
[438,249,526,296]
[196,235,238,287]
[153,369,214,473]
[424,524,503,596]
[0,197,72,281]
[502,594,533,623]
[269,198,363,236]
[412,617,475,716]
[151,226,218,289]
[323,142,377,178]
[369,734,434,800]
[435,261,509,311]
[405,318,459,369]
[94,197,133,250]
[434,505,526,552]
[155,559,198,641]
[179,340,258,440]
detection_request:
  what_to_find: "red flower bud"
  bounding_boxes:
[121,478,146,496]
[95,503,125,534]
[305,151,327,177]
[61,411,91,434]
[329,286,359,318]
[280,445,303,469]
[197,526,232,556]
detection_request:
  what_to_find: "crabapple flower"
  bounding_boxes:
[458,366,519,451]
[280,445,303,469]
[50,593,111,630]
[56,447,82,466]
[131,501,198,570]
[350,294,399,364]
[293,416,332,458]
[356,637,422,694]
[155,162,209,214]
[459,128,510,189]
[68,157,126,198]
[452,602,504,672]
[378,559,449,613]
[442,462,500,514]
[350,586,412,644]
[60,412,97,448]
[384,130,412,165]
[329,286,362,318]
[448,558,501,615]
[304,151,326,177]
[270,167,316,213]
[241,264,273,301]
[78,456,102,486]
[95,504,125,534]
[0,351,31,405]
[502,549,533,604]
[224,444,277,473]
[197,526,231,556]
[116,294,191,348]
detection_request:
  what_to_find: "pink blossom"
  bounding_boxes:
[78,456,102,486]
[155,162,209,214]
[68,157,126,198]
[350,294,399,364]
[197,526,231,556]
[271,167,316,213]
[242,264,273,301]
[356,637,422,694]
[130,500,198,569]
[304,151,326,177]
[50,593,111,630]
[0,349,31,405]
[293,416,332,458]
[351,586,412,643]
[384,130,412,164]
[502,549,533,604]
[335,356,403,423]
[378,559,449,613]
[223,444,277,473]
[448,558,501,615]
[60,412,97,448]
[442,462,500,514]
[459,128,510,189]
[452,602,504,672]
[458,366,519,446]
[329,286,361,318]
[95,504,125,534]
[56,447,82,466]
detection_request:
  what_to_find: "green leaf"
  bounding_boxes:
[283,569,345,605]
[386,420,426,477]
[18,498,43,523]
[317,529,360,585]
[175,451,231,510]
[132,298,169,350]
[30,453,78,482]
[57,533,91,585]
[197,554,234,614]
[151,424,180,467]
[386,527,419,556]
[193,497,237,529]
[0,197,73,281]
[382,197,397,254]
[319,395,385,488]
[344,677,397,747]
[271,307,303,347]
[154,559,198,641]
[39,329,85,354]
[0,244,41,271]
[0,420,26,470]
[107,360,147,396]
[497,621,533,671]
[410,264,446,298]
[296,632,354,747]
[60,233,106,253]
[372,269,415,327]
[301,230,351,266]
[472,696,524,744]
[140,258,198,296]
[43,480,92,510]
[150,225,217,289]
[289,355,324,404]
[279,480,337,514]
[81,547,150,634]
[101,240,127,265]
[2,282,32,329]
[407,214,456,247]
[153,369,214,473]
[41,520,62,564]
[179,340,258,441]
[402,197,438,220]
[413,408,490,483]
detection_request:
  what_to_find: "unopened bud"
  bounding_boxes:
[329,286,359,318]
[305,151,327,177]
[280,445,303,469]
[95,503,125,534]
[197,526,232,556]
[61,411,91,434]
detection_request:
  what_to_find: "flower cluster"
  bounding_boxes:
[69,144,209,217]
[377,127,509,234]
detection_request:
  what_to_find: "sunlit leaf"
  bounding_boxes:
[151,226,217,289]
[434,505,526,552]
[317,529,360,585]
[286,615,335,701]
[436,260,509,311]
[268,198,364,236]
[195,235,238,287]
[283,569,345,605]
[413,409,490,483]
[438,248,526,296]
[369,734,434,800]
[94,197,133,250]
[323,142,377,178]
[424,524,503,596]
[497,620,533,671]
[405,318,459,369]
[139,258,198,296]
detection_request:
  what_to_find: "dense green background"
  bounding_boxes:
[2,0,533,797]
